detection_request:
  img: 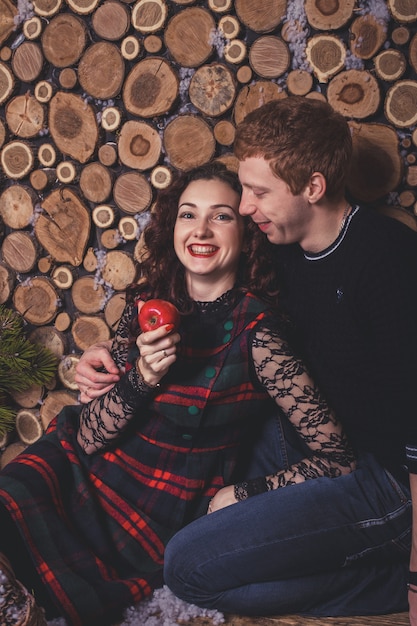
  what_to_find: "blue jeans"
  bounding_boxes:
[164,416,411,616]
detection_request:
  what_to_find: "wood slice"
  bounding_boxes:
[52,264,76,289]
[16,409,43,445]
[0,262,15,304]
[305,0,355,30]
[286,69,313,96]
[132,0,168,33]
[113,171,153,214]
[121,35,141,60]
[57,354,81,390]
[348,121,403,203]
[1,140,34,179]
[101,107,122,131]
[224,40,247,65]
[0,0,18,46]
[101,249,137,290]
[374,49,406,81]
[67,0,100,14]
[56,161,78,184]
[118,120,162,170]
[38,255,53,274]
[49,91,98,163]
[92,204,116,228]
[79,162,112,203]
[78,42,125,99]
[236,65,252,84]
[34,80,54,104]
[29,325,66,358]
[38,143,57,167]
[118,216,139,240]
[0,61,14,105]
[38,143,56,167]
[410,33,417,74]
[39,389,78,430]
[30,168,56,191]
[72,275,106,313]
[214,120,235,146]
[104,291,126,331]
[233,81,286,126]
[388,0,417,23]
[101,228,121,249]
[327,70,380,119]
[235,0,286,33]
[123,57,179,118]
[163,115,215,171]
[0,442,27,469]
[0,184,37,229]
[144,34,163,51]
[391,25,410,45]
[249,36,290,79]
[59,68,77,90]
[1,231,38,273]
[92,0,130,40]
[208,0,232,11]
[164,7,215,67]
[98,143,118,167]
[35,188,90,265]
[150,165,172,189]
[32,0,62,17]
[218,15,240,39]
[83,247,98,272]
[305,34,346,83]
[385,80,417,128]
[13,276,59,325]
[12,42,44,83]
[398,190,416,208]
[12,382,45,409]
[41,13,86,67]
[54,311,71,331]
[0,118,5,149]
[350,15,387,60]
[23,17,43,40]
[189,63,236,117]
[5,93,45,139]
[71,315,111,351]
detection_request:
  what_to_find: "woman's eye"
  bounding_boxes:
[215,213,233,221]
[178,211,194,219]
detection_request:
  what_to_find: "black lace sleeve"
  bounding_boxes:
[236,324,356,497]
[77,301,157,454]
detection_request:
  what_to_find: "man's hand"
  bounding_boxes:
[75,340,121,402]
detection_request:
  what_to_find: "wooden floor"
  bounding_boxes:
[184,613,410,625]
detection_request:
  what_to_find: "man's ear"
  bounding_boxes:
[306,172,326,203]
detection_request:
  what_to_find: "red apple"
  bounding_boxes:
[138,299,180,333]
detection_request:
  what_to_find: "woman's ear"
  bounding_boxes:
[306,172,327,203]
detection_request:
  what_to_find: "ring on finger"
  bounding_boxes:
[163,349,168,358]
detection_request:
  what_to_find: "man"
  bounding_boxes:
[163,97,417,621]
[76,97,417,621]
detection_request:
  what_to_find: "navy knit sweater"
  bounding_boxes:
[275,206,417,478]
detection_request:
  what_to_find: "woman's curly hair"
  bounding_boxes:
[128,162,280,312]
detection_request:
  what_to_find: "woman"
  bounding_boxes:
[0,163,355,626]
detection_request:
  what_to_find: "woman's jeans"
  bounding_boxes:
[164,415,411,616]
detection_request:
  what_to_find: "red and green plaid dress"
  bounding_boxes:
[0,290,276,625]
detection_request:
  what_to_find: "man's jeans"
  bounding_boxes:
[164,415,411,616]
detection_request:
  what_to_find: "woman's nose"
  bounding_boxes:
[193,220,212,238]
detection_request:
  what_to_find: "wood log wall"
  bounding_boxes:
[0,0,417,461]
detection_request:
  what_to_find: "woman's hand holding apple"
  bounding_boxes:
[136,300,181,387]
